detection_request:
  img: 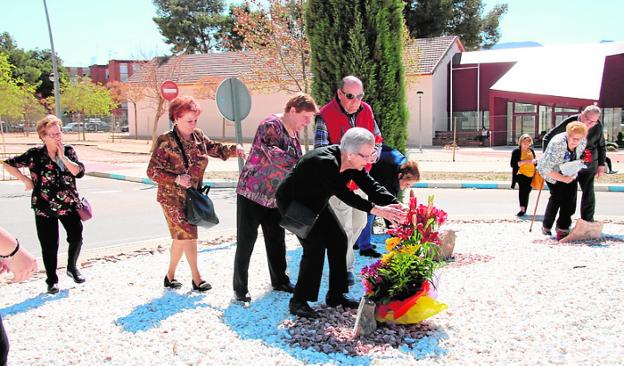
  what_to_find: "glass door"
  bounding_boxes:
[513,115,536,143]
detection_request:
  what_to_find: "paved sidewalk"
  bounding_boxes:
[2,133,623,191]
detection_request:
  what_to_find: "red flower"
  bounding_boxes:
[582,149,592,163]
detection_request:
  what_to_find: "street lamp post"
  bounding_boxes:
[417,91,423,153]
[43,0,61,118]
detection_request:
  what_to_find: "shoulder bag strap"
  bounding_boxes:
[170,128,189,170]
[171,128,205,191]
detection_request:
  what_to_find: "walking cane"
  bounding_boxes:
[529,172,545,232]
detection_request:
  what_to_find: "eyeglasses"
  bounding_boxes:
[47,132,62,138]
[340,89,365,100]
[355,151,376,160]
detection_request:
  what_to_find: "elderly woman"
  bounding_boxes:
[356,145,420,257]
[276,127,407,318]
[233,94,318,302]
[147,96,240,292]
[3,115,86,294]
[510,134,537,216]
[537,121,589,241]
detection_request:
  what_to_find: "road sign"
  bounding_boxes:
[215,78,252,172]
[216,78,251,121]
[160,80,179,101]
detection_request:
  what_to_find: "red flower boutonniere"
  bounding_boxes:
[582,149,592,164]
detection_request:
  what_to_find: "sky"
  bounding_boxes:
[0,0,622,66]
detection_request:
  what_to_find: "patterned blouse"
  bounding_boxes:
[5,146,85,217]
[537,132,587,184]
[147,127,236,208]
[236,114,302,208]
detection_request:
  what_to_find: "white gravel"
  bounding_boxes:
[1,220,623,365]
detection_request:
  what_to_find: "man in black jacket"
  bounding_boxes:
[542,105,605,222]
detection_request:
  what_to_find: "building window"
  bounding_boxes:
[120,63,128,82]
[603,108,622,142]
[538,105,552,135]
[514,103,536,113]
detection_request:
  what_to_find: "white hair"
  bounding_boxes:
[583,105,601,116]
[340,127,374,153]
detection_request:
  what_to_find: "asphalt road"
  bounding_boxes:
[0,177,237,257]
[1,177,623,258]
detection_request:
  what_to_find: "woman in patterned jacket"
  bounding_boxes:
[233,94,318,302]
[147,96,241,292]
[3,115,86,294]
[537,121,588,241]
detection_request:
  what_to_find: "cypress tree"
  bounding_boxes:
[306,0,409,152]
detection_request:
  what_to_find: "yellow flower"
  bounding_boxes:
[398,245,418,256]
[385,237,402,251]
[381,251,395,263]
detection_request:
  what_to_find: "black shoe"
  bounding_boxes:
[359,248,382,258]
[346,272,355,286]
[234,291,251,302]
[325,293,359,309]
[288,298,318,318]
[164,275,182,289]
[47,283,59,294]
[192,280,212,292]
[67,268,86,283]
[516,210,526,217]
[272,282,295,293]
[541,227,552,236]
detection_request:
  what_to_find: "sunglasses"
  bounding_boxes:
[340,89,365,100]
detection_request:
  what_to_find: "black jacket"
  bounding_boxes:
[510,147,536,188]
[276,145,398,215]
[542,114,606,169]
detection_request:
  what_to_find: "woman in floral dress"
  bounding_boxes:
[3,115,86,294]
[147,96,241,292]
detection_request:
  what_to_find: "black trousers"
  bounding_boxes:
[34,211,83,285]
[516,174,533,208]
[233,195,290,295]
[0,315,7,366]
[543,181,578,230]
[292,206,348,302]
[576,166,596,221]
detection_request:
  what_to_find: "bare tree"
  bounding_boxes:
[129,55,188,150]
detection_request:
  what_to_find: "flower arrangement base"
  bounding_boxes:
[434,230,456,261]
[353,298,377,337]
[375,282,448,325]
[559,219,603,243]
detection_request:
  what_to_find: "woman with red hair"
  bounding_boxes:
[147,95,241,291]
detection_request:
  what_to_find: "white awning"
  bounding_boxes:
[460,42,624,100]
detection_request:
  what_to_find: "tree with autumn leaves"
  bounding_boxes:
[230,0,313,149]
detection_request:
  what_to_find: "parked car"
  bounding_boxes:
[62,123,82,132]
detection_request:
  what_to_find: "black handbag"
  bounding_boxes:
[185,185,219,228]
[279,201,320,239]
[171,128,219,228]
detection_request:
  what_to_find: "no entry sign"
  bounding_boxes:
[160,80,179,101]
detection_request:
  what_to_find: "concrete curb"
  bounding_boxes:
[86,171,624,192]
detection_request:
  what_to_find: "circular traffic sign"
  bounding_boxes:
[215,78,251,122]
[160,80,179,101]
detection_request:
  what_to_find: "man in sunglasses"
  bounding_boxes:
[314,75,384,284]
